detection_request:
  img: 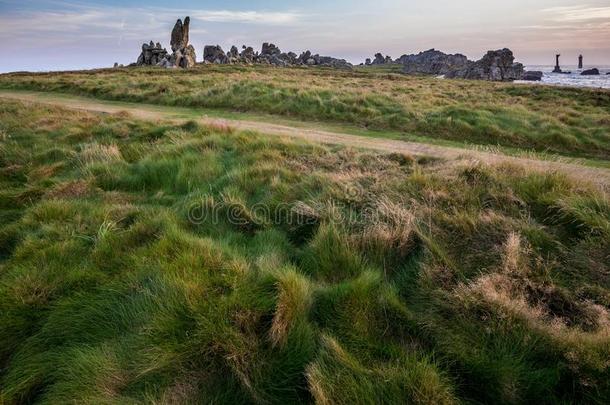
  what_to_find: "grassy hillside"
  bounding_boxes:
[1,100,609,403]
[1,65,609,160]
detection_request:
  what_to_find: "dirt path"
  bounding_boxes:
[1,90,609,188]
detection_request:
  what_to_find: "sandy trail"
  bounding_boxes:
[1,90,609,188]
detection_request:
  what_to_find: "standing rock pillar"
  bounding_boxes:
[553,54,562,73]
[578,55,583,69]
[169,17,196,68]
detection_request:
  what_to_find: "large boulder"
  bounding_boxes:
[400,49,469,75]
[226,46,240,63]
[180,45,197,68]
[316,55,352,69]
[522,71,543,81]
[261,43,281,56]
[372,53,387,65]
[581,68,600,76]
[203,45,228,64]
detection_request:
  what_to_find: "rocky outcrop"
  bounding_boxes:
[262,43,281,56]
[240,46,256,63]
[170,17,196,68]
[399,48,524,81]
[203,45,228,64]
[400,49,469,75]
[522,71,543,81]
[581,68,600,76]
[227,46,240,63]
[365,53,395,65]
[136,41,169,66]
[446,49,524,81]
[173,45,197,69]
[135,16,195,68]
[201,42,352,69]
[133,17,350,70]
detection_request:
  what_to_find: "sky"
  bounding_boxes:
[0,0,609,72]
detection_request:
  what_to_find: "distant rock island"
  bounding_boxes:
[581,68,600,76]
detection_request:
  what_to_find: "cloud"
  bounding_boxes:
[543,6,610,22]
[190,10,302,25]
[0,3,304,47]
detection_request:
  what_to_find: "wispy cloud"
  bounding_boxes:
[190,10,302,25]
[543,6,610,22]
[0,3,304,46]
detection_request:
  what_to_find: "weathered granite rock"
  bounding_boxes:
[261,43,281,56]
[581,68,600,76]
[226,46,240,63]
[171,17,190,53]
[203,45,228,64]
[179,45,197,68]
[522,71,543,81]
[365,58,372,66]
[172,17,196,68]
[136,41,169,66]
[400,49,469,75]
[445,49,523,81]
[400,48,523,81]
[135,17,195,68]
[240,46,256,63]
[298,51,312,64]
[371,53,388,65]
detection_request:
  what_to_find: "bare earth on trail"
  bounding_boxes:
[1,89,609,188]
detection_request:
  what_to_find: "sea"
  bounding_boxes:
[516,65,610,89]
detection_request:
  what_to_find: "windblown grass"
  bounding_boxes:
[0,65,609,159]
[0,100,609,403]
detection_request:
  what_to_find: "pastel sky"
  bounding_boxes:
[1,0,609,72]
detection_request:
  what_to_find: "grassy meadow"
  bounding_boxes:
[1,65,609,160]
[1,99,610,404]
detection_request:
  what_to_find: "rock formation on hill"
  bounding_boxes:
[373,53,391,65]
[203,45,229,64]
[136,42,169,66]
[363,53,395,65]
[133,17,350,69]
[445,49,524,81]
[398,48,524,81]
[200,42,353,69]
[135,16,196,68]
[169,17,196,68]
[400,49,469,75]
